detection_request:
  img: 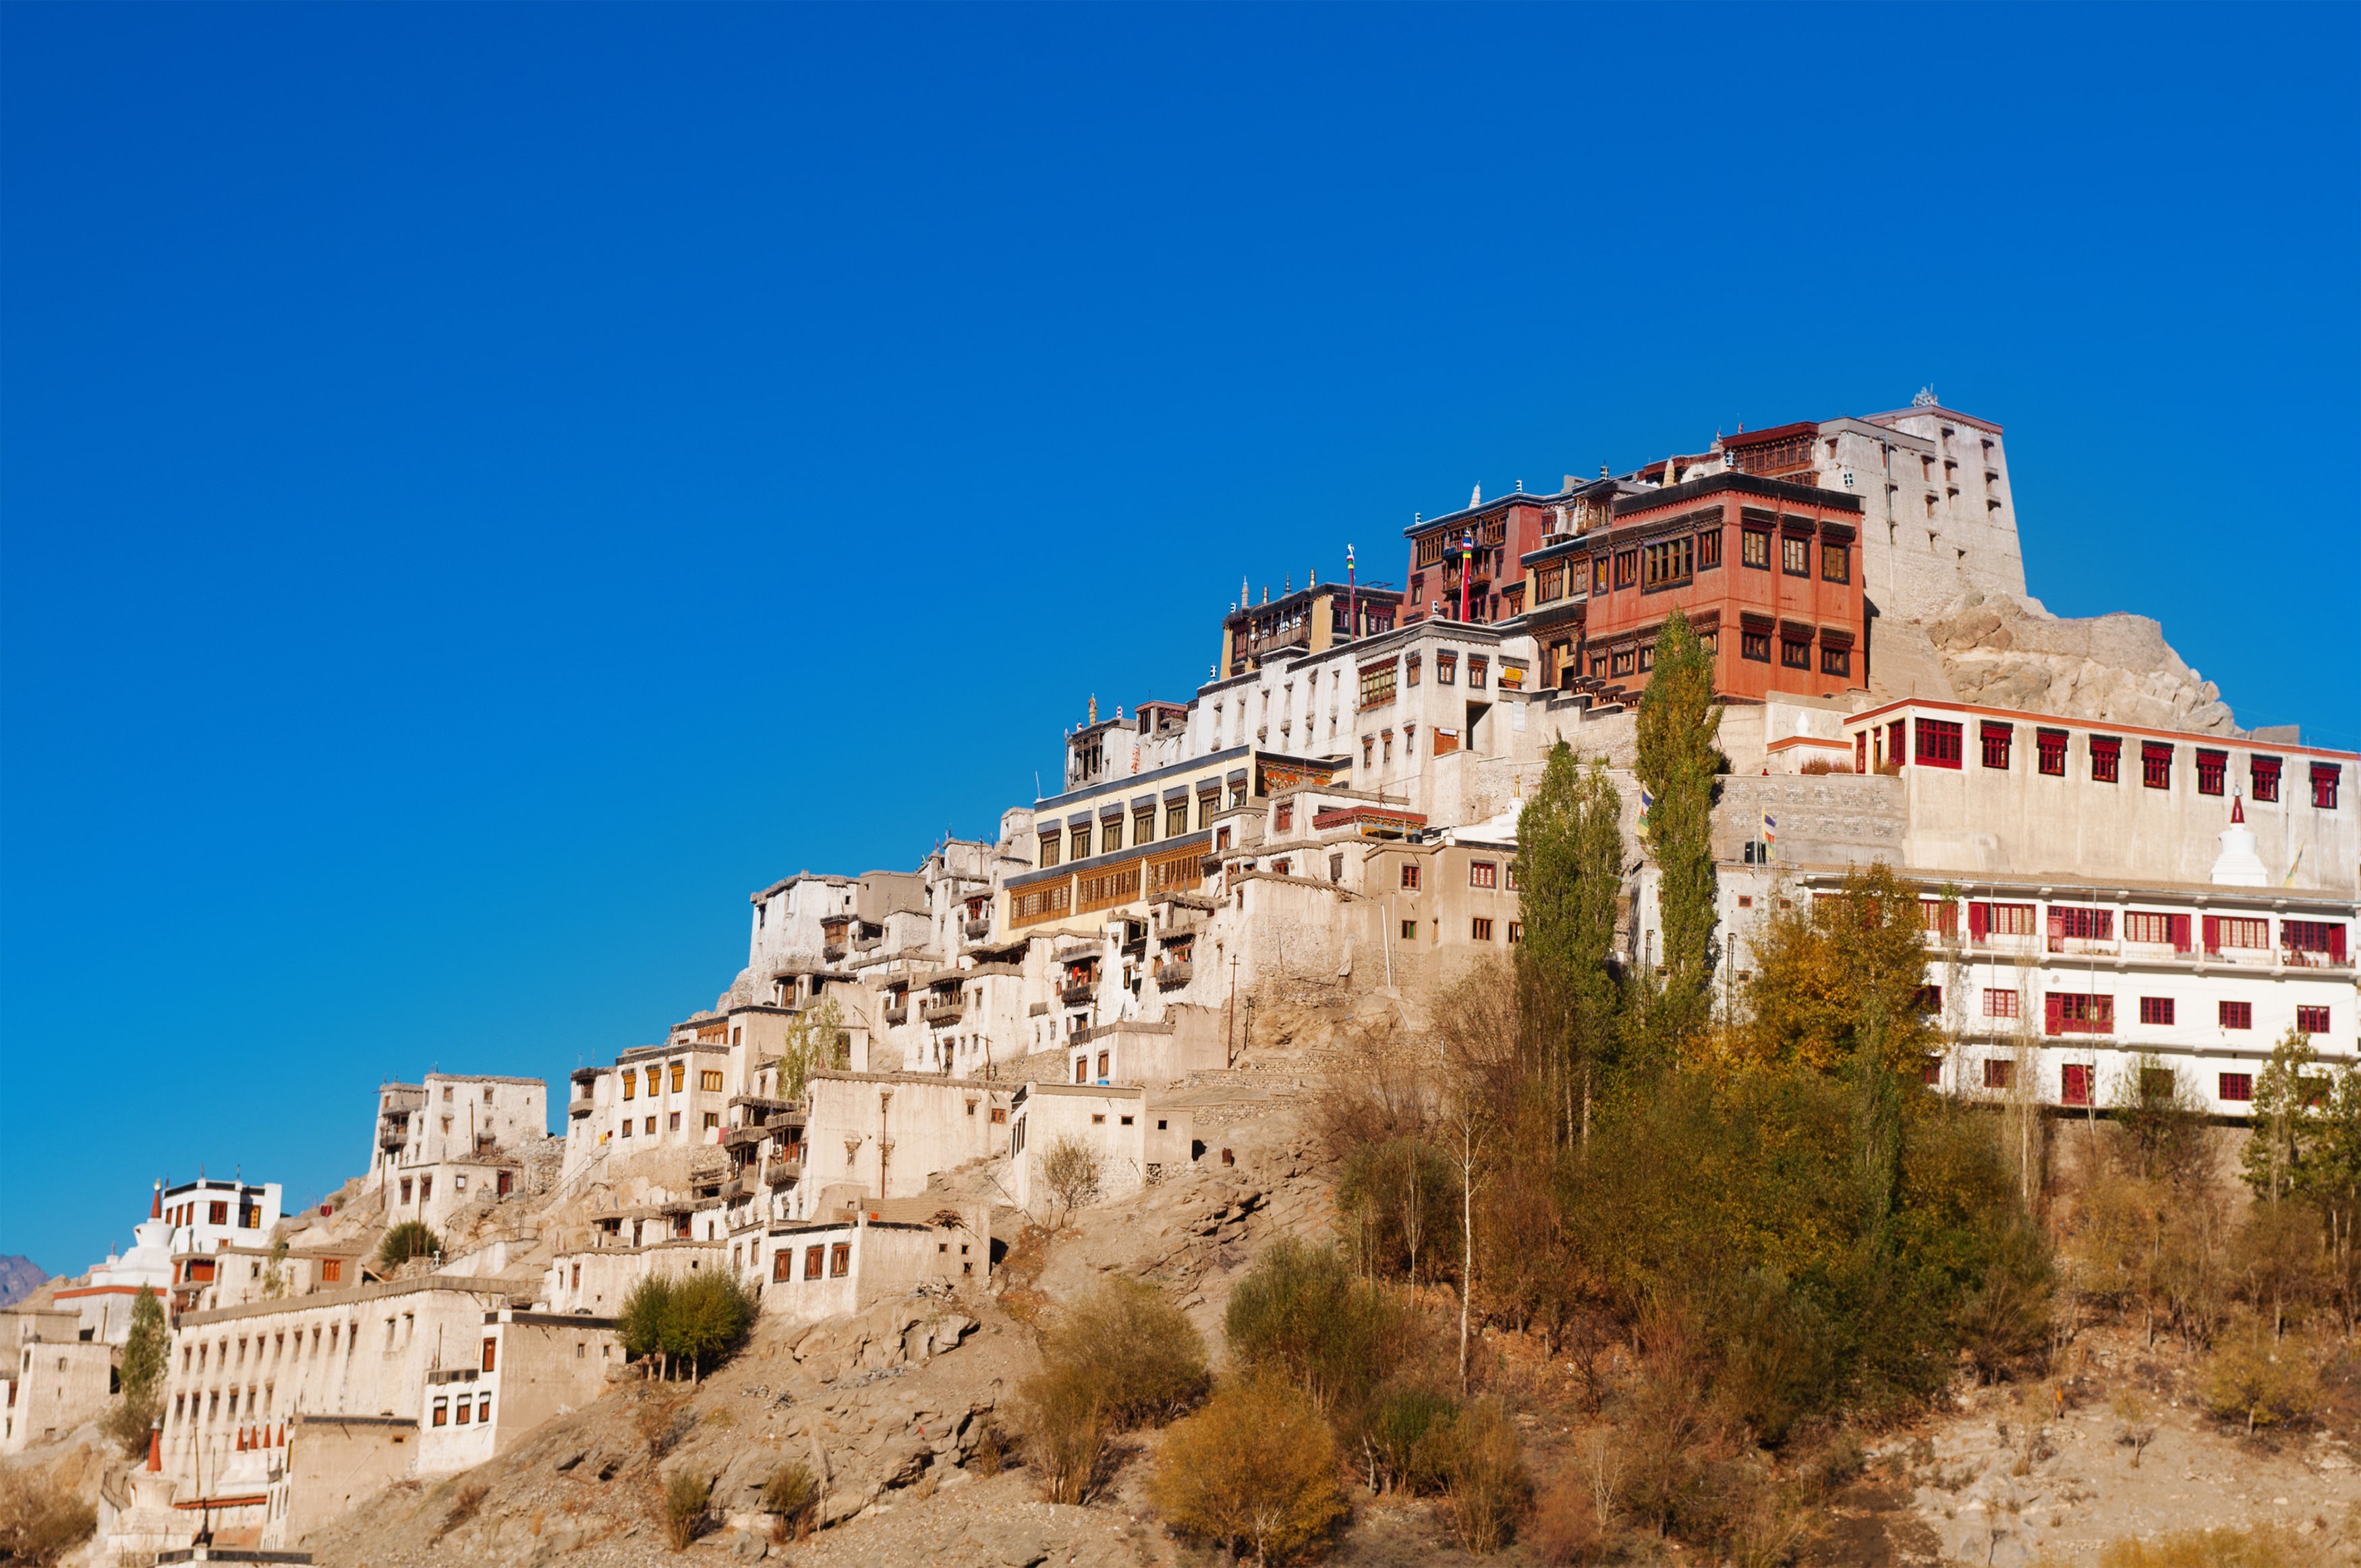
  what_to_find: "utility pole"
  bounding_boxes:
[1225,955,1240,1067]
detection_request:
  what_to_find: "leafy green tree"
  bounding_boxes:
[1225,1238,1405,1418]
[776,997,849,1103]
[1512,743,1625,1145]
[2242,1028,2320,1204]
[101,1290,171,1457]
[1634,608,1723,1041]
[2307,1064,2361,1333]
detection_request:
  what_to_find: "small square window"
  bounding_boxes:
[1120,1115,1134,1126]
[2220,1000,2252,1030]
[1472,917,1494,941]
[1091,1113,1106,1125]
[2219,1073,2254,1103]
[2138,997,2175,1026]
[1400,920,1417,939]
[1982,1059,2014,1090]
[2298,1006,2331,1035]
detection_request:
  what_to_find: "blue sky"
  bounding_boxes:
[3,5,2354,1274]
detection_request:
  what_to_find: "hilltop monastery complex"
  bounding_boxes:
[9,394,2354,1557]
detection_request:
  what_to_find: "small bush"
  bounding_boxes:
[661,1470,711,1551]
[1149,1378,1349,1566]
[968,1416,1007,1476]
[99,1385,163,1459]
[761,1462,817,1540]
[1224,1238,1404,1416]
[2202,1331,2322,1435]
[1525,1469,1600,1565]
[1046,1278,1209,1428]
[1013,1357,1111,1504]
[0,1469,96,1567]
[376,1219,440,1271]
[634,1390,691,1457]
[2079,1523,2320,1567]
[1357,1385,1457,1494]
[1796,759,1852,776]
[1414,1398,1530,1554]
[1042,1135,1104,1225]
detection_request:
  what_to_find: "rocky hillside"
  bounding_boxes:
[1923,591,2244,736]
[0,1254,46,1308]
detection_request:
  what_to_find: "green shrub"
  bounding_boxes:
[376,1219,440,1271]
[1224,1238,1404,1416]
[1149,1378,1348,1566]
[617,1271,758,1380]
[1357,1385,1457,1494]
[661,1470,710,1550]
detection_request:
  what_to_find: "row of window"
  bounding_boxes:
[619,1064,727,1101]
[430,1392,492,1428]
[1356,649,1494,712]
[1040,789,1237,868]
[1919,983,2331,1037]
[1910,896,2345,962]
[1587,526,1849,598]
[613,1111,720,1140]
[166,1200,247,1229]
[1894,717,2341,805]
[1393,917,1525,943]
[1971,1060,2310,1109]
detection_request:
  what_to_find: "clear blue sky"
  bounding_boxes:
[3,6,2354,1275]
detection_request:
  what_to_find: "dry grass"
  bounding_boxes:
[0,1468,94,1567]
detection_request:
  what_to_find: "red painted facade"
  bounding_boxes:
[1578,472,1867,702]
[1400,499,1558,627]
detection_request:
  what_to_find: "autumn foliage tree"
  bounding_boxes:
[1736,861,1937,1075]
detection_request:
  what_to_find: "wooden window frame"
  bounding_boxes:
[1780,636,1811,670]
[1780,535,1811,577]
[2219,1073,2254,1103]
[2219,1000,2252,1030]
[1819,542,1849,583]
[2312,763,2343,810]
[2195,749,2227,796]
[2251,754,2281,803]
[1469,861,1496,889]
[1740,630,1770,663]
[2089,735,2121,784]
[2298,1006,2331,1035]
[2140,741,2173,790]
[2138,996,2175,1026]
[2036,728,2068,776]
[1741,529,1770,570]
[1471,917,1494,941]
[1819,645,1850,677]
[1914,718,1964,768]
[1697,528,1723,570]
[1980,722,2012,770]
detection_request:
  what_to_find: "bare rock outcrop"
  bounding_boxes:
[1920,592,2240,736]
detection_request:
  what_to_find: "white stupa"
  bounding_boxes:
[55,1181,176,1343]
[2210,795,2269,887]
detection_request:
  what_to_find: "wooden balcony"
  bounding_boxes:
[1156,962,1194,989]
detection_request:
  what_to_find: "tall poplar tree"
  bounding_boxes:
[1512,741,1624,1145]
[1634,608,1724,1041]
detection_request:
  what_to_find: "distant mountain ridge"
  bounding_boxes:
[0,1254,47,1308]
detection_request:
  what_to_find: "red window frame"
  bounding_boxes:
[2061,1064,2093,1107]
[1984,987,2019,1018]
[2047,904,2113,945]
[2219,1000,2252,1030]
[1980,722,2012,770]
[2137,996,2174,1026]
[2035,728,2068,776]
[2140,741,2173,790]
[2196,749,2227,796]
[2045,991,2113,1036]
[1912,984,1943,1014]
[2219,1073,2254,1103]
[2312,763,2342,810]
[1914,718,1963,769]
[2251,755,2281,803]
[2283,921,2348,961]
[2090,735,2121,783]
[1981,1058,2014,1089]
[2298,1006,2331,1035]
